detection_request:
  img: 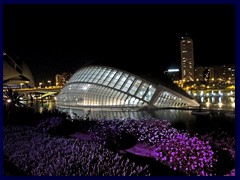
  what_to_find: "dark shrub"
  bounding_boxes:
[3,106,39,126]
[92,126,137,151]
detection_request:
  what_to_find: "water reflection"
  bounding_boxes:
[28,100,56,113]
[29,97,235,136]
[57,107,234,136]
[198,96,235,110]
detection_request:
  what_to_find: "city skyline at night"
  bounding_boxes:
[4,4,235,83]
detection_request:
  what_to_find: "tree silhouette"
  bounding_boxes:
[4,88,25,121]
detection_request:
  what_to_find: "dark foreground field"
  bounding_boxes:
[3,107,235,176]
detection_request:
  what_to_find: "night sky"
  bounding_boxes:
[3,4,235,84]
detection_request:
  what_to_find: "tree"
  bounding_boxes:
[3,88,25,121]
[4,88,25,108]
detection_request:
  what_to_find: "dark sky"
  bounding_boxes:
[4,4,235,84]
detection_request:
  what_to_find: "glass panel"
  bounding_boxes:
[124,96,131,106]
[84,68,95,82]
[129,97,136,105]
[69,68,84,82]
[81,67,91,81]
[103,70,117,86]
[136,83,149,98]
[129,79,142,95]
[114,73,128,89]
[143,85,156,102]
[88,67,101,82]
[114,91,121,105]
[121,76,134,92]
[121,94,128,105]
[98,69,111,84]
[93,68,106,83]
[77,68,88,81]
[108,72,122,87]
[134,98,139,105]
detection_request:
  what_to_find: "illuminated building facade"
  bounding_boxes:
[3,52,35,88]
[194,65,235,84]
[180,36,194,82]
[194,67,210,82]
[55,72,72,86]
[56,66,199,110]
[211,64,235,83]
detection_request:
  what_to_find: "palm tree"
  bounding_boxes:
[4,88,25,108]
[3,88,25,121]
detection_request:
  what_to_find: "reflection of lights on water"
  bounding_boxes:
[230,97,235,103]
[48,102,53,110]
[231,103,235,108]
[218,97,222,103]
[206,98,210,107]
[206,102,210,107]
[39,107,43,113]
[38,102,54,113]
[218,102,223,108]
[218,90,223,96]
[206,93,209,96]
[211,97,215,103]
[200,97,204,102]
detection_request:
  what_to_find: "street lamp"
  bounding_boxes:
[39,82,42,88]
[47,80,51,87]
[25,81,30,88]
[20,83,24,89]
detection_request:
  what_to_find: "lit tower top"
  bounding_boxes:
[180,36,194,82]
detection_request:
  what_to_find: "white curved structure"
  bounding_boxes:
[3,52,35,88]
[56,65,199,110]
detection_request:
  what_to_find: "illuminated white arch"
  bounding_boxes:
[3,52,35,88]
[56,65,199,110]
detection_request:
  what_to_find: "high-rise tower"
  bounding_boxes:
[180,36,194,81]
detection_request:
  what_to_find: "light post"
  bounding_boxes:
[20,83,24,89]
[47,80,51,87]
[39,82,42,88]
[25,81,30,88]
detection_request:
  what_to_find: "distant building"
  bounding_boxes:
[164,69,180,81]
[194,67,210,82]
[211,64,235,83]
[180,36,194,82]
[55,72,72,86]
[194,65,235,84]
